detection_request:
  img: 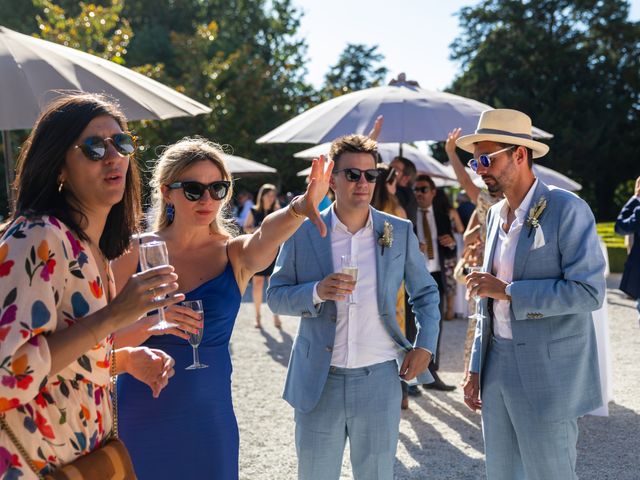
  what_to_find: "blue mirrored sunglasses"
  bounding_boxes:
[466,146,515,172]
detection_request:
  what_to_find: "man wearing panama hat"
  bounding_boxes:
[459,109,606,479]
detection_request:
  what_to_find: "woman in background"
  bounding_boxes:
[244,183,281,328]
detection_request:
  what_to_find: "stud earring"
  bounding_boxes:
[166,203,175,223]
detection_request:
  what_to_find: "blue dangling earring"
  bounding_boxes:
[166,203,175,223]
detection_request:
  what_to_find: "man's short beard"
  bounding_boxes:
[487,184,502,194]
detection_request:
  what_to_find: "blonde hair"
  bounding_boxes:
[149,137,237,236]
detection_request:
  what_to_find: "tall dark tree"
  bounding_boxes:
[322,43,388,98]
[448,0,640,219]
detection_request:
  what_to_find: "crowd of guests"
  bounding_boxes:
[0,93,609,480]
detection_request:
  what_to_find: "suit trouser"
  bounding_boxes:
[294,360,401,480]
[482,336,578,480]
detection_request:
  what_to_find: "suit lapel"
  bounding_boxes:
[307,210,334,278]
[483,202,502,274]
[513,181,549,280]
[372,210,389,313]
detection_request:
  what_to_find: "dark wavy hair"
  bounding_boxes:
[11,93,141,259]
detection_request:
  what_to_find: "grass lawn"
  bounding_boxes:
[597,222,627,273]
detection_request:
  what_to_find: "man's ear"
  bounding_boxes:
[329,173,336,192]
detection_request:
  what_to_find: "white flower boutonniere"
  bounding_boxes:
[378,221,394,255]
[526,196,547,237]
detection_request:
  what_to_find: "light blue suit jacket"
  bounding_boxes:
[470,181,606,421]
[267,207,441,413]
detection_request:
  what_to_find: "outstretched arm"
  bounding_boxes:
[446,128,481,203]
[229,156,333,286]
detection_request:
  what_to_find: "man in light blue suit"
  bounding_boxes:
[459,109,606,480]
[267,134,441,480]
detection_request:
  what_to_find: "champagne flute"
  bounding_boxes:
[139,240,177,329]
[182,299,208,370]
[467,266,485,321]
[340,255,358,305]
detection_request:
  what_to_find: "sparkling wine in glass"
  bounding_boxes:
[182,299,208,370]
[467,266,485,321]
[341,255,358,305]
[139,240,177,329]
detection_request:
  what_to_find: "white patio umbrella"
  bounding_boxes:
[256,82,553,145]
[293,142,453,179]
[224,154,276,175]
[0,25,212,199]
[443,164,582,191]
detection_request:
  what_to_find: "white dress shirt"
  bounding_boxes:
[492,179,538,339]
[313,206,400,368]
[416,207,441,273]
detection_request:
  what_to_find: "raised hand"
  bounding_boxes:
[295,154,334,237]
[368,115,384,140]
[445,128,462,159]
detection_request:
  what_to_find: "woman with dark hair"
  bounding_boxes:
[0,93,181,479]
[244,183,281,328]
[432,188,465,320]
[111,138,332,479]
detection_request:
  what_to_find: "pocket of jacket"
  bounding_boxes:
[547,334,585,359]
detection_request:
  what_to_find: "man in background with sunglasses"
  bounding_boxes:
[413,174,457,392]
[460,109,606,479]
[267,134,440,480]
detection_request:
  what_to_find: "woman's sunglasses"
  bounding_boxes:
[73,133,136,161]
[333,168,381,183]
[168,181,231,201]
[467,146,514,172]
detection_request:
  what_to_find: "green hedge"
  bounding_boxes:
[597,222,627,273]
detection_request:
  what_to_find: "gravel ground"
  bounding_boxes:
[231,276,639,479]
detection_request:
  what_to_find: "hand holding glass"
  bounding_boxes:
[467,266,485,321]
[182,299,208,370]
[340,255,358,305]
[139,241,177,329]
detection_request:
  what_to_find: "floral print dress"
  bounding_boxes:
[0,216,114,480]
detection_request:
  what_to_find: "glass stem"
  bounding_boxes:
[193,346,200,366]
[157,303,166,322]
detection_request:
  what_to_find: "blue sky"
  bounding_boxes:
[294,0,640,91]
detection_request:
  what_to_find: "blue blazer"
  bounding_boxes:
[267,207,441,413]
[470,181,606,421]
[615,196,640,299]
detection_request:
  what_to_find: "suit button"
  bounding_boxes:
[325,346,333,352]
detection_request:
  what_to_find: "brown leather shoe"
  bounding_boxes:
[401,396,409,410]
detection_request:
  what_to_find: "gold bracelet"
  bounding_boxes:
[288,196,305,219]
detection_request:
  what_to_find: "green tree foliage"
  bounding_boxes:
[448,0,640,219]
[33,0,133,64]
[322,43,388,98]
[1,0,317,210]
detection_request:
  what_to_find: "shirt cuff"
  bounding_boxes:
[505,282,513,298]
[312,282,324,305]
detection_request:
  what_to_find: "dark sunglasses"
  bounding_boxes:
[467,146,514,172]
[73,133,136,161]
[333,168,381,183]
[167,180,231,201]
[413,186,432,194]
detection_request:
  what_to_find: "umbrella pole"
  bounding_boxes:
[2,130,15,210]
[399,143,403,158]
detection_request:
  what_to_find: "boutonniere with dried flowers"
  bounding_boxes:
[378,221,394,255]
[526,196,547,237]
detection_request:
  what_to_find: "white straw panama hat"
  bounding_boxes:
[456,109,550,159]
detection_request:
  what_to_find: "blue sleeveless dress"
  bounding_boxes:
[117,262,242,479]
